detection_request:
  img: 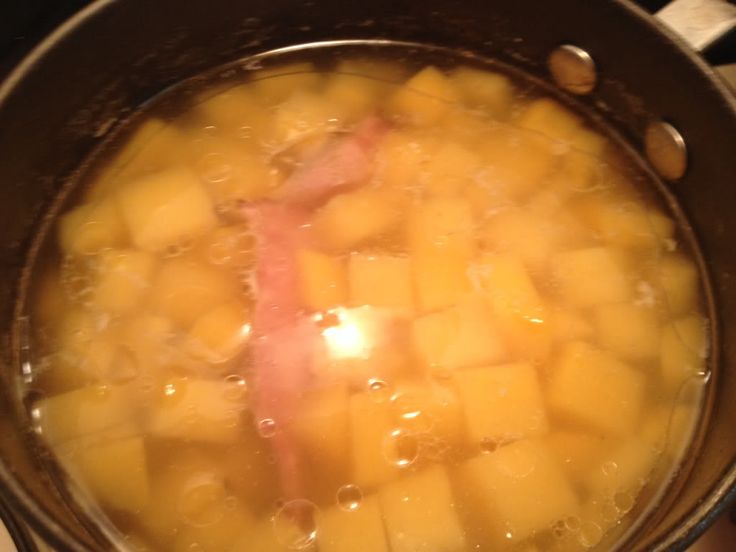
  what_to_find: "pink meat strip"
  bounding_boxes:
[246,116,387,499]
[279,115,388,205]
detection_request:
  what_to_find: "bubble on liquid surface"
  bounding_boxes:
[383,429,419,468]
[336,484,363,512]
[613,490,635,514]
[367,378,391,403]
[391,391,432,433]
[223,374,248,401]
[578,521,603,548]
[565,515,582,532]
[601,460,619,477]
[197,152,233,183]
[178,475,227,527]
[272,499,319,550]
[258,418,277,438]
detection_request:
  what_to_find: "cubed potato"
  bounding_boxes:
[407,197,475,256]
[116,167,217,252]
[547,304,594,343]
[323,72,384,124]
[192,84,270,139]
[173,498,255,552]
[450,66,514,117]
[290,383,350,477]
[58,198,128,255]
[390,380,465,446]
[194,142,282,204]
[350,390,400,488]
[456,440,579,546]
[413,294,506,371]
[412,248,473,312]
[318,495,389,552]
[453,363,548,444]
[151,258,238,328]
[481,128,558,199]
[481,208,582,273]
[595,303,660,360]
[472,254,551,360]
[77,435,149,513]
[374,129,434,190]
[574,196,675,250]
[349,253,413,310]
[389,66,460,125]
[296,249,347,311]
[91,249,156,315]
[34,385,135,446]
[585,438,659,497]
[547,342,645,434]
[653,254,699,315]
[251,62,321,104]
[553,247,631,308]
[311,188,402,252]
[423,142,483,197]
[544,431,610,479]
[147,379,246,443]
[517,98,582,143]
[185,300,251,363]
[271,90,347,146]
[86,119,188,201]
[660,315,708,392]
[379,465,466,552]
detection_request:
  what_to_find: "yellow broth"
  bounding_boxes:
[25,57,709,551]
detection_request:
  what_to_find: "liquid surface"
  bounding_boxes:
[24,53,709,551]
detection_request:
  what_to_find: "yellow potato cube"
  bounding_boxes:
[473,254,551,360]
[412,248,473,312]
[450,66,514,117]
[389,66,460,125]
[350,391,400,488]
[595,303,660,360]
[407,196,475,256]
[660,315,708,392]
[34,385,135,446]
[379,465,466,552]
[481,128,558,200]
[251,62,321,104]
[653,254,699,315]
[323,72,384,123]
[481,207,584,272]
[312,188,402,252]
[186,300,251,363]
[194,141,282,204]
[544,431,609,479]
[58,198,128,255]
[77,436,149,513]
[374,129,435,190]
[413,295,506,371]
[547,304,594,343]
[151,258,238,328]
[349,253,413,310]
[296,249,347,311]
[390,380,465,446]
[453,363,548,444]
[192,84,270,140]
[193,223,254,271]
[116,166,217,252]
[318,495,389,552]
[575,196,675,250]
[148,379,246,443]
[271,90,347,145]
[517,98,582,143]
[423,142,482,197]
[290,383,350,477]
[91,249,156,315]
[585,438,659,497]
[547,342,645,434]
[456,440,578,546]
[553,247,631,308]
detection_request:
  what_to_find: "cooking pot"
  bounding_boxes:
[0,0,735,550]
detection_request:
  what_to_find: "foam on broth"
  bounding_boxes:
[20,46,711,551]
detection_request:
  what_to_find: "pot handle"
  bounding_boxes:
[656,0,736,52]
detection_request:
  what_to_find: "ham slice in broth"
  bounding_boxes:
[244,116,388,499]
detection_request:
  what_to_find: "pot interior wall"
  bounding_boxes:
[0,0,735,550]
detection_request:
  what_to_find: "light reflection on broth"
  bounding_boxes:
[23,51,709,552]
